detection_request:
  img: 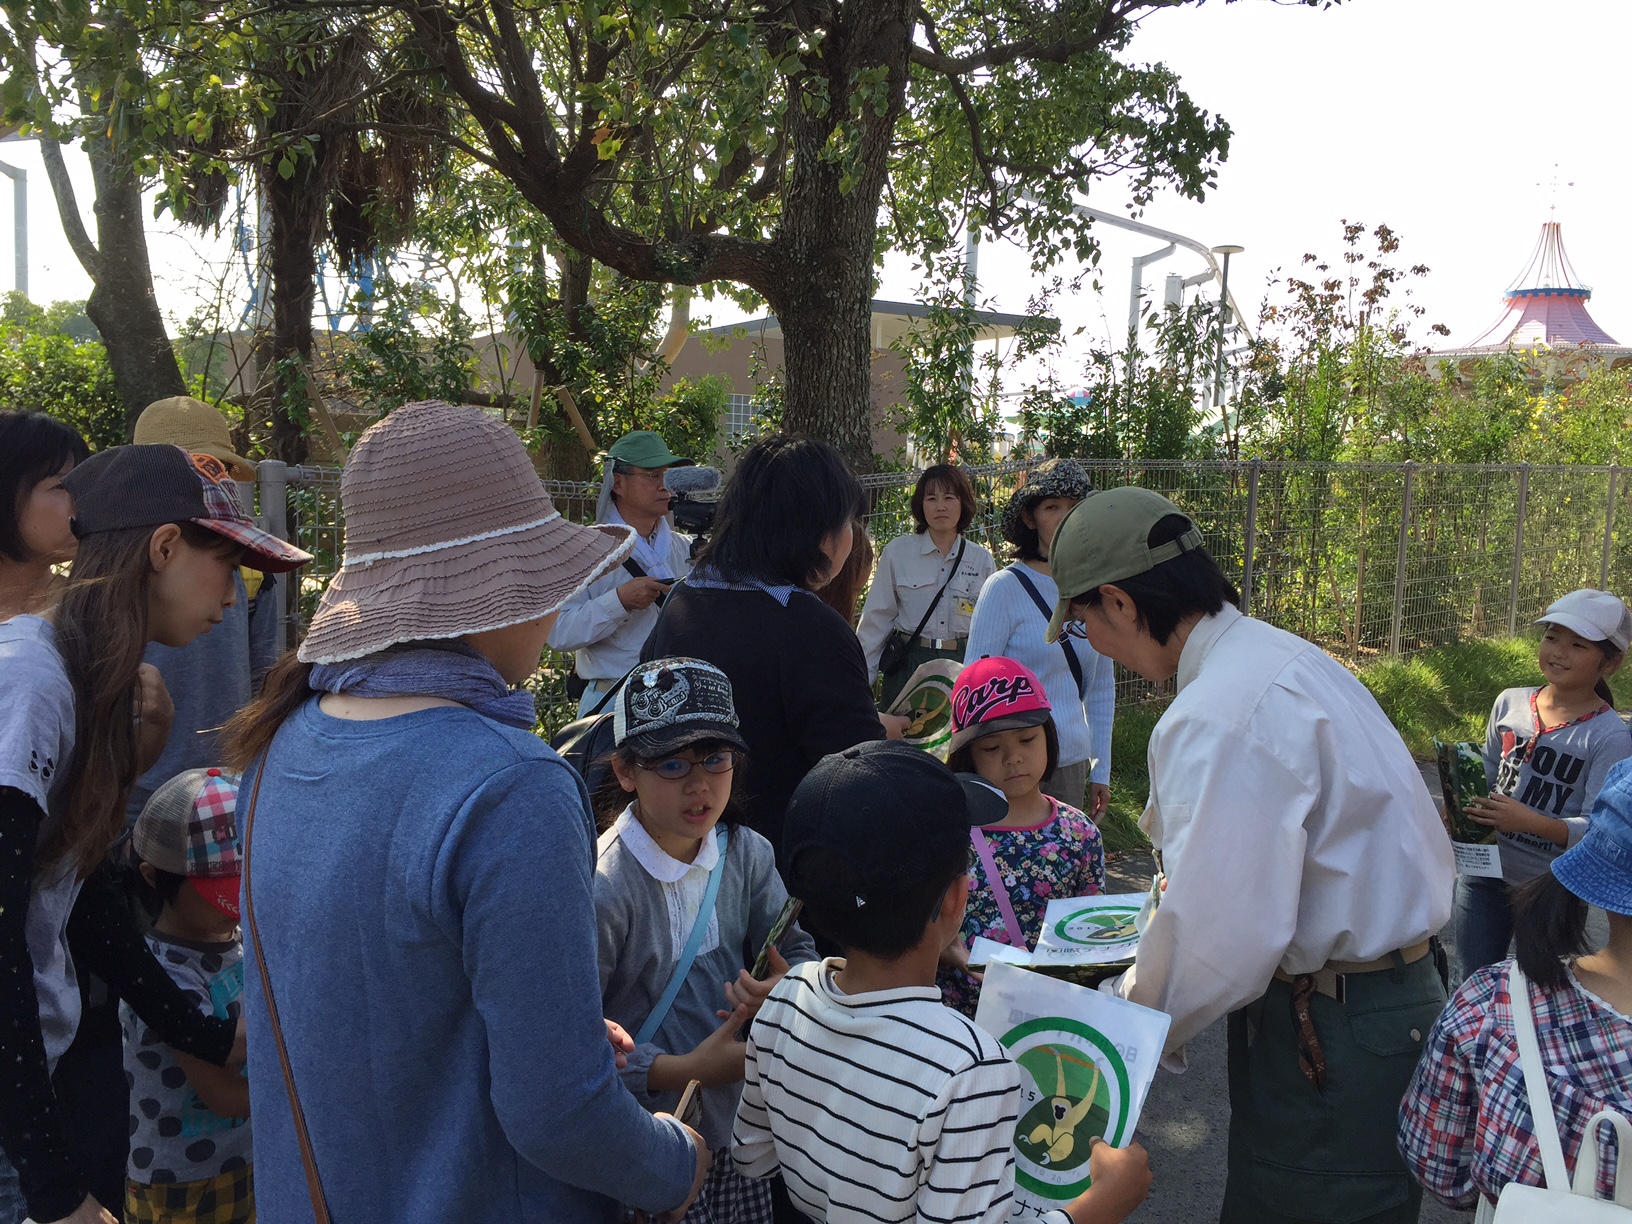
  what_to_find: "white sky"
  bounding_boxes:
[7,0,1631,373]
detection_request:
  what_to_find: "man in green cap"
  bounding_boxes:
[549,430,697,714]
[1045,486,1455,1224]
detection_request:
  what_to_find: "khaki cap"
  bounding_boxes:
[1044,486,1206,642]
[134,396,256,482]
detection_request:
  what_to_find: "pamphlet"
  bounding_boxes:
[1034,893,1148,967]
[883,659,964,760]
[1434,739,1502,878]
[974,961,1170,1209]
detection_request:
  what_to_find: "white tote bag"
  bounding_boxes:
[1474,962,1632,1223]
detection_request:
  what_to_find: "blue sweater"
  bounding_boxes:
[241,698,696,1223]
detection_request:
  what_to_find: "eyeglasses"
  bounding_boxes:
[635,750,739,780]
[1059,619,1089,640]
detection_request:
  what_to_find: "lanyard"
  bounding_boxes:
[1519,689,1610,767]
[971,806,1055,949]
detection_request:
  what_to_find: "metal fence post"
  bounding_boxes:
[1508,463,1530,636]
[1241,459,1261,614]
[257,460,292,651]
[1601,465,1619,591]
[1388,462,1414,656]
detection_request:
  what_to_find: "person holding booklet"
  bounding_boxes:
[1043,487,1455,1224]
[938,656,1105,1014]
[594,656,817,1224]
[1454,588,1632,982]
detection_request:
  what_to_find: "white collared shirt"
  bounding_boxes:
[605,805,720,962]
[856,532,995,678]
[1111,605,1454,1062]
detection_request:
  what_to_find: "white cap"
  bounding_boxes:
[1537,589,1632,652]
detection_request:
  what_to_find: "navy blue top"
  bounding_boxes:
[242,698,696,1223]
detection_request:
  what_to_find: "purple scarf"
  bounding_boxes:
[308,640,538,729]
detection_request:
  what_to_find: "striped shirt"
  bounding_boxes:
[732,960,1071,1223]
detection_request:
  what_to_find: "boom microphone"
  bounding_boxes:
[663,465,722,495]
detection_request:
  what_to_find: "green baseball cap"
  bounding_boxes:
[1044,486,1206,642]
[607,430,694,470]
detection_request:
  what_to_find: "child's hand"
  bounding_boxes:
[1063,1138,1152,1223]
[687,1004,752,1087]
[1466,793,1568,845]
[723,947,788,1014]
[606,1018,635,1070]
[939,934,971,973]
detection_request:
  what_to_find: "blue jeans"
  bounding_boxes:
[1453,873,1514,985]
[0,1146,27,1224]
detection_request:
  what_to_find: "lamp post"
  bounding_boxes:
[1211,244,1244,407]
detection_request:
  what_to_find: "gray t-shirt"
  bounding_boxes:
[1484,685,1632,882]
[120,930,253,1184]
[0,614,83,1067]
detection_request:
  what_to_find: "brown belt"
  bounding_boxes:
[1273,940,1432,1089]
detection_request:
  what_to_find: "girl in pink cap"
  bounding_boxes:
[940,656,1106,1014]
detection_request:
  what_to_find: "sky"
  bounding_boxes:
[6,0,1632,369]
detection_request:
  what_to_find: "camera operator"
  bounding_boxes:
[548,430,696,715]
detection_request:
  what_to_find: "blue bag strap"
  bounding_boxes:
[1009,565,1086,698]
[634,825,731,1045]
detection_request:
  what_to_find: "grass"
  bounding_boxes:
[1099,634,1602,853]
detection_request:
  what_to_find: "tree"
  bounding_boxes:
[0,293,123,446]
[379,0,1241,468]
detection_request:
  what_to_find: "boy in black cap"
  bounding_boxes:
[731,740,1150,1224]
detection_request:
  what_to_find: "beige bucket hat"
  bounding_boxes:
[134,396,257,482]
[298,401,633,664]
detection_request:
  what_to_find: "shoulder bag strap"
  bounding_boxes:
[970,827,1026,949]
[898,537,968,644]
[1507,961,1571,1190]
[242,745,333,1224]
[1009,564,1085,697]
[634,825,731,1045]
[623,557,648,580]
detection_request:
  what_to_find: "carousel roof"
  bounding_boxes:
[1455,221,1620,351]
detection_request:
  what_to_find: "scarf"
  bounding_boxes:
[308,640,538,729]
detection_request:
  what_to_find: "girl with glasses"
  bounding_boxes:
[595,657,817,1224]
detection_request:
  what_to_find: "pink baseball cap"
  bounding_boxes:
[949,656,1053,752]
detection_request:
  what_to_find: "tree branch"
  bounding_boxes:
[39,137,101,280]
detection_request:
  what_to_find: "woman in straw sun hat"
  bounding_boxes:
[222,402,708,1224]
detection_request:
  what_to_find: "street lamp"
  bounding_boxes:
[1211,244,1244,407]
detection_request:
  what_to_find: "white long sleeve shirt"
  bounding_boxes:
[547,508,693,681]
[963,565,1113,783]
[856,532,995,679]
[1109,605,1455,1063]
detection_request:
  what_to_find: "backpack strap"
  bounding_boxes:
[1507,961,1571,1190]
[1009,565,1085,697]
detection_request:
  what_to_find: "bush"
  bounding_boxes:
[0,294,122,449]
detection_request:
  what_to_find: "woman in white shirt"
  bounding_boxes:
[857,465,994,710]
[963,459,1113,818]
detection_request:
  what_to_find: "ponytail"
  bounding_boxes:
[1511,872,1590,992]
[1595,640,1622,709]
[222,650,314,772]
[1597,678,1615,707]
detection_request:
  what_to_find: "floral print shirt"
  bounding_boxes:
[938,797,1107,1016]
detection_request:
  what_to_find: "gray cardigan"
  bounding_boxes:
[595,819,817,1151]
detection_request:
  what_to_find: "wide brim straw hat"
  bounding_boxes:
[1000,458,1094,546]
[134,396,258,482]
[298,401,634,664]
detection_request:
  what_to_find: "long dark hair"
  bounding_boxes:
[694,435,864,589]
[0,411,89,561]
[223,650,314,773]
[816,517,872,625]
[1511,871,1593,992]
[47,522,236,876]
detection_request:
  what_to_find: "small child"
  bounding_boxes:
[122,767,253,1224]
[732,740,1150,1224]
[595,657,817,1224]
[1458,588,1632,981]
[938,656,1106,1014]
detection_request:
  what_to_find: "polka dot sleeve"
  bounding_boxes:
[0,786,87,1224]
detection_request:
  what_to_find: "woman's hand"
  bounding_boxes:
[1466,793,1569,847]
[606,1018,635,1070]
[723,947,788,1014]
[1087,783,1110,821]
[133,663,174,774]
[879,712,911,740]
[49,1193,118,1224]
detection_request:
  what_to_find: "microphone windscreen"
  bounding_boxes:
[664,465,723,495]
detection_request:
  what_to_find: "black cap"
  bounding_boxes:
[783,740,1008,911]
[614,657,749,757]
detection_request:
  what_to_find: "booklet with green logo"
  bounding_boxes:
[974,961,1169,1210]
[882,659,963,760]
[1434,739,1502,878]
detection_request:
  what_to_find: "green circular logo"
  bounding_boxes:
[1000,1016,1132,1201]
[1053,905,1141,948]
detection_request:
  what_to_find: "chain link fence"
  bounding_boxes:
[255,458,1632,734]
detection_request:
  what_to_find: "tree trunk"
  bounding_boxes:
[263,166,324,464]
[773,261,876,471]
[43,135,187,438]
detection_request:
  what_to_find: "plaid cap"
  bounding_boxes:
[1000,458,1094,547]
[134,768,243,919]
[614,657,749,758]
[62,444,310,573]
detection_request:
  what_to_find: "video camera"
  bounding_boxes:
[665,466,722,553]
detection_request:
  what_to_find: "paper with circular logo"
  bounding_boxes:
[1030,892,1148,967]
[974,960,1170,1209]
[882,658,964,760]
